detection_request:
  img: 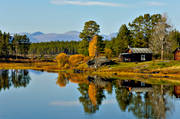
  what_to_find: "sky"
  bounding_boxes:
[0,0,179,35]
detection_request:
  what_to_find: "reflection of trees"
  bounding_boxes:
[115,87,132,111]
[11,70,31,88]
[56,73,109,114]
[78,84,98,113]
[56,72,175,117]
[0,70,31,91]
[78,83,105,114]
[115,80,174,119]
[56,73,69,87]
[0,70,11,90]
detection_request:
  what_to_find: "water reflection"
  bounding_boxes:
[56,72,179,118]
[0,70,31,91]
[0,70,179,119]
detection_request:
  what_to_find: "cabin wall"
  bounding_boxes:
[174,51,180,60]
[122,53,152,62]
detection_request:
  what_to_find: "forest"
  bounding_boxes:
[0,31,30,59]
[1,13,180,60]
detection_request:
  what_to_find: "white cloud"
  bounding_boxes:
[50,0,126,7]
[147,1,166,6]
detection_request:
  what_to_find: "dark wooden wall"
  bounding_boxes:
[174,50,180,60]
[122,54,152,62]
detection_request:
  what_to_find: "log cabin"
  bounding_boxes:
[120,48,153,62]
[173,48,180,60]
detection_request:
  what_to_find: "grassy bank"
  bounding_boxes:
[96,60,180,74]
[1,60,180,79]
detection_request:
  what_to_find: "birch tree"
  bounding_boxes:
[150,14,171,60]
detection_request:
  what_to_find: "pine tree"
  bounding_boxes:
[78,21,100,56]
[112,24,131,56]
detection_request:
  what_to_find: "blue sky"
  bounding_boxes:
[0,0,179,34]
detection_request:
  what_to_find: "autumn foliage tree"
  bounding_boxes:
[104,48,113,59]
[89,35,104,57]
[78,21,100,56]
[69,54,85,66]
[56,53,69,67]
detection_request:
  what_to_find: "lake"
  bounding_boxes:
[0,69,180,119]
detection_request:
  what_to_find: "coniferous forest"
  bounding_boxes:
[1,13,180,60]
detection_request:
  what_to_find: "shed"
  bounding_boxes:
[120,48,153,62]
[173,48,180,60]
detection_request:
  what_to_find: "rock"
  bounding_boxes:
[73,69,84,73]
[87,56,116,68]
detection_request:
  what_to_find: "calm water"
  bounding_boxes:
[0,70,180,119]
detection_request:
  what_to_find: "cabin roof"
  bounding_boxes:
[173,48,180,53]
[129,48,153,54]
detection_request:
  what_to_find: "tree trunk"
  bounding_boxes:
[161,44,164,60]
[161,38,164,60]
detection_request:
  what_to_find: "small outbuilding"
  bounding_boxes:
[173,48,180,61]
[120,48,153,62]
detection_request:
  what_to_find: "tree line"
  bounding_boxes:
[29,41,79,57]
[78,14,180,59]
[0,31,31,58]
[1,13,180,60]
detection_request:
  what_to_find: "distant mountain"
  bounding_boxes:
[28,31,81,43]
[31,32,44,36]
[14,31,117,43]
[102,32,118,40]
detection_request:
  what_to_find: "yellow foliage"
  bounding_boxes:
[56,53,69,67]
[77,63,88,69]
[104,48,113,59]
[69,54,85,66]
[64,63,70,69]
[89,35,98,57]
[88,83,97,106]
[83,56,91,62]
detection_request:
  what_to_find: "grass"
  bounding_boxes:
[2,60,180,80]
[97,60,180,73]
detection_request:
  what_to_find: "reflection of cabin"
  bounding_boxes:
[173,48,180,60]
[174,86,180,98]
[120,48,153,62]
[121,80,152,93]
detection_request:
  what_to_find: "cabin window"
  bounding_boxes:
[141,55,145,61]
[125,57,129,62]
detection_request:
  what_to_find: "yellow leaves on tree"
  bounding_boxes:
[56,53,69,67]
[104,48,113,59]
[89,35,98,57]
[69,54,85,66]
[88,83,97,106]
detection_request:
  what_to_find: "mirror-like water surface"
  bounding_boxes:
[0,70,180,119]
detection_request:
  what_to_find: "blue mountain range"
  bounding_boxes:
[14,31,117,43]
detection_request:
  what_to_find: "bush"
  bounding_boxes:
[69,54,85,66]
[56,53,69,67]
[104,48,112,59]
[84,56,91,62]
[77,63,89,69]
[64,63,70,69]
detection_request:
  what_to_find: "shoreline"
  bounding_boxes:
[1,61,180,80]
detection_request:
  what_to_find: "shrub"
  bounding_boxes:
[56,53,69,67]
[84,56,91,62]
[69,54,85,66]
[77,63,89,69]
[64,63,70,69]
[104,48,112,59]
